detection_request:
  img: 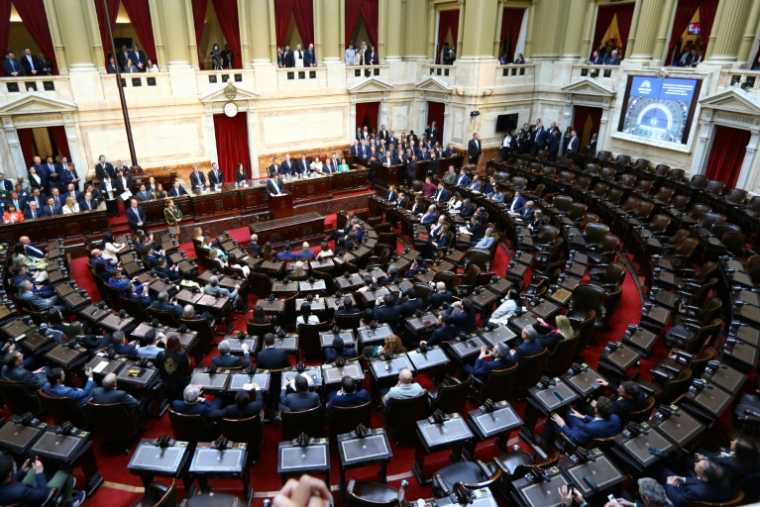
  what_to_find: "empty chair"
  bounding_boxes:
[0,378,44,416]
[689,174,708,190]
[472,364,518,404]
[548,195,573,216]
[583,223,610,250]
[704,180,726,196]
[298,321,330,361]
[670,194,691,212]
[651,186,675,206]
[219,415,264,461]
[429,376,471,414]
[653,164,670,177]
[330,401,372,437]
[168,408,216,447]
[616,174,637,189]
[281,404,325,440]
[85,402,143,450]
[724,188,747,206]
[39,391,89,429]
[560,203,588,226]
[514,349,550,396]
[432,460,502,498]
[567,284,606,327]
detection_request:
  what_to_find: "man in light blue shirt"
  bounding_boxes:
[383,368,424,403]
[204,275,241,306]
[473,227,496,250]
[43,367,95,406]
[136,331,163,360]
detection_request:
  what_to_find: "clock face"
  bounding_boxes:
[224,102,238,117]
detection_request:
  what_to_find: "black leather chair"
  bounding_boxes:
[0,378,44,416]
[383,392,430,442]
[472,364,518,404]
[281,404,325,440]
[346,479,408,507]
[297,321,330,361]
[129,481,176,507]
[219,414,264,462]
[431,460,502,498]
[85,401,143,451]
[429,376,470,415]
[38,391,88,428]
[168,408,216,447]
[330,401,372,437]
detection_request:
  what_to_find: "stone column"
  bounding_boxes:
[523,0,537,58]
[2,118,26,179]
[629,0,662,60]
[426,1,436,60]
[322,0,340,63]
[268,0,277,63]
[442,102,452,147]
[350,101,357,141]
[738,0,760,64]
[314,0,323,62]
[579,0,596,60]
[404,0,427,60]
[561,0,589,61]
[250,0,272,64]
[705,0,753,63]
[49,0,99,72]
[624,0,642,59]
[237,0,251,67]
[385,0,402,61]
[148,0,167,67]
[652,0,676,64]
[246,103,260,178]
[597,105,610,151]
[456,1,465,59]
[340,0,346,60]
[736,127,759,189]
[493,1,505,58]
[156,0,193,69]
[185,0,199,68]
[461,0,499,59]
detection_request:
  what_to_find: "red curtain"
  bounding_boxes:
[345,0,378,49]
[274,0,294,47]
[436,9,459,64]
[94,0,121,66]
[191,0,207,69]
[214,113,250,181]
[49,126,71,160]
[0,0,10,76]
[293,0,314,47]
[356,102,379,133]
[17,129,35,167]
[12,0,58,74]
[573,105,602,149]
[500,8,525,62]
[664,0,719,65]
[705,126,751,189]
[427,101,445,145]
[591,3,635,58]
[121,0,157,62]
[211,0,241,68]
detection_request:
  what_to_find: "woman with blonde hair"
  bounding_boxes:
[192,227,203,242]
[261,242,273,260]
[61,197,79,215]
[534,315,576,351]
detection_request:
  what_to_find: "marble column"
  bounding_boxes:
[629,0,662,60]
[322,0,340,63]
[250,0,272,65]
[560,0,588,61]
[652,0,677,64]
[157,0,193,68]
[148,0,167,67]
[404,0,427,60]
[385,0,403,61]
[185,0,199,68]
[461,0,499,59]
[624,0,642,59]
[455,1,465,59]
[237,0,251,67]
[738,0,760,64]
[49,0,98,72]
[493,1,505,58]
[523,0,537,58]
[705,0,753,63]
[736,128,759,189]
[2,119,26,179]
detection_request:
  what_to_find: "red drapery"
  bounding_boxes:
[356,102,379,133]
[12,0,58,74]
[17,129,35,167]
[275,0,314,47]
[49,126,71,161]
[427,101,445,145]
[191,0,207,69]
[573,106,602,150]
[274,0,294,47]
[213,113,250,181]
[0,0,11,76]
[211,0,241,68]
[591,3,635,58]
[94,0,121,66]
[705,126,751,189]
[665,0,718,65]
[436,9,459,64]
[121,0,157,62]
[345,0,379,49]
[500,8,525,62]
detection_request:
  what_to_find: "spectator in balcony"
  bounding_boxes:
[21,48,41,76]
[276,46,284,67]
[499,53,508,65]
[588,50,604,65]
[107,56,117,74]
[129,44,146,72]
[117,44,130,70]
[752,55,760,71]
[604,49,621,66]
[3,51,22,77]
[38,52,52,75]
[124,58,139,74]
[366,46,378,65]
[442,42,456,65]
[222,44,234,68]
[283,44,295,68]
[294,44,305,68]
[146,59,159,73]
[514,53,525,64]
[305,43,316,67]
[345,41,357,65]
[357,42,367,65]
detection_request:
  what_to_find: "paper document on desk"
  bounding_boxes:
[93,360,109,373]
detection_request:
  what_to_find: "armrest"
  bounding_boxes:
[476,459,495,479]
[444,374,461,386]
[433,472,454,496]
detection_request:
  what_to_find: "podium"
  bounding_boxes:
[271,192,293,219]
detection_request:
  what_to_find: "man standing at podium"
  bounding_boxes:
[267,173,285,196]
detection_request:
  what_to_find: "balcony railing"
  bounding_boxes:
[494,63,535,87]
[423,64,456,86]
[346,65,388,85]
[0,75,73,102]
[718,70,760,92]
[572,64,620,81]
[196,69,255,95]
[275,67,327,90]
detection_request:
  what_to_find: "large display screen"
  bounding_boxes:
[618,76,700,145]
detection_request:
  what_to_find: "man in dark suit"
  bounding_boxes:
[267,174,285,196]
[268,157,281,177]
[92,373,141,411]
[150,291,183,320]
[297,154,309,176]
[169,181,187,197]
[20,48,41,76]
[0,173,13,193]
[126,198,146,233]
[135,184,153,202]
[426,122,439,145]
[171,385,223,417]
[327,376,370,411]
[587,379,648,420]
[208,162,224,188]
[43,196,61,217]
[501,324,543,368]
[506,191,526,214]
[662,458,732,507]
[129,44,147,72]
[95,155,115,181]
[2,51,22,76]
[279,375,320,412]
[420,205,438,225]
[398,288,425,318]
[78,192,98,212]
[463,342,512,380]
[62,164,81,190]
[210,389,263,419]
[325,153,340,174]
[372,294,402,324]
[468,133,482,164]
[256,333,291,370]
[211,340,252,368]
[427,299,478,346]
[1,350,45,391]
[297,241,315,260]
[116,44,130,70]
[5,191,23,212]
[587,50,604,65]
[281,154,295,177]
[433,183,450,204]
[283,45,295,67]
[190,165,206,193]
[23,201,41,220]
[541,395,621,449]
[304,43,316,67]
[247,234,262,256]
[566,130,580,154]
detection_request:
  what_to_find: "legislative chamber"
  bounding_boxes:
[0,1,759,507]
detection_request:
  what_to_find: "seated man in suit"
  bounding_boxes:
[43,367,95,406]
[467,175,483,191]
[204,276,243,310]
[109,330,140,359]
[0,454,83,507]
[12,266,55,299]
[459,198,475,219]
[150,291,183,320]
[17,280,66,313]
[1,350,46,391]
[256,333,291,370]
[428,282,454,309]
[43,196,61,216]
[277,243,298,261]
[660,458,733,507]
[189,165,207,193]
[327,376,370,411]
[516,200,536,222]
[373,293,402,325]
[462,342,511,380]
[398,287,425,318]
[108,270,142,293]
[169,180,188,197]
[455,169,470,187]
[124,282,152,308]
[279,374,321,412]
[427,299,478,346]
[541,396,621,448]
[92,372,141,412]
[154,258,181,282]
[23,200,41,220]
[135,184,153,202]
[297,241,315,260]
[507,191,526,215]
[420,205,439,225]
[587,379,649,421]
[248,234,262,256]
[433,183,451,205]
[502,326,544,368]
[211,340,252,368]
[171,384,223,416]
[324,336,358,363]
[210,388,263,419]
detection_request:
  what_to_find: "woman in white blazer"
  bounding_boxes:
[310,156,323,174]
[294,44,305,68]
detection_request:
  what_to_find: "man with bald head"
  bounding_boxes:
[383,368,424,402]
[92,372,141,411]
[19,236,46,258]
